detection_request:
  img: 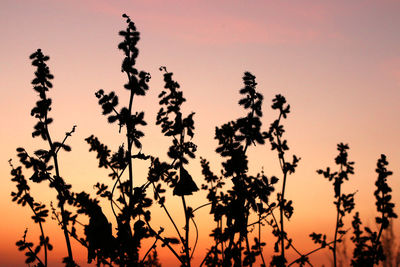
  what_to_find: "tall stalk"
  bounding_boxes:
[316,143,355,267]
[30,49,74,263]
[267,94,297,266]
[43,121,73,262]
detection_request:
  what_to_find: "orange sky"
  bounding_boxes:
[1,0,400,266]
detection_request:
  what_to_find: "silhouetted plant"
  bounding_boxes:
[312,143,356,267]
[350,154,397,266]
[154,66,199,267]
[83,14,159,266]
[265,94,301,266]
[9,14,398,267]
[200,72,274,267]
[10,161,52,267]
[199,74,308,267]
[10,48,76,266]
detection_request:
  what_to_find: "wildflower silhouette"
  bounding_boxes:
[10,14,397,267]
[350,154,397,266]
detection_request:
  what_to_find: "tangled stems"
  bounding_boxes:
[288,230,349,267]
[11,14,399,267]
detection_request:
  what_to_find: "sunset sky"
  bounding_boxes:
[1,0,400,266]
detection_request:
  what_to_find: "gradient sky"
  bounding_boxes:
[1,0,400,266]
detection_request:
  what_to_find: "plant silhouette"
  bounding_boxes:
[10,14,398,267]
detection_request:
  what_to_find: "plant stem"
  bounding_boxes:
[27,199,47,267]
[127,121,134,198]
[243,209,252,267]
[125,42,134,196]
[287,230,349,267]
[333,195,341,267]
[190,216,199,259]
[151,181,185,244]
[192,202,212,213]
[141,239,158,263]
[258,203,266,267]
[25,237,45,266]
[144,219,185,265]
[371,190,386,265]
[333,164,343,267]
[275,114,287,265]
[280,170,288,264]
[272,154,307,265]
[181,195,191,267]
[38,72,74,263]
[52,206,114,266]
[220,219,225,263]
[43,121,73,262]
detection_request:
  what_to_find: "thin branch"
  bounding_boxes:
[193,202,212,213]
[190,216,199,260]
[140,239,158,264]
[151,181,185,246]
[55,125,76,154]
[288,230,349,267]
[42,103,74,262]
[23,230,45,267]
[144,218,185,265]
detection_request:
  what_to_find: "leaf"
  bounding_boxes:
[270,176,279,184]
[173,166,199,196]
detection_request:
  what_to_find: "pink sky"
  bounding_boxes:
[1,0,399,266]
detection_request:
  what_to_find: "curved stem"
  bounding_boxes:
[144,218,184,265]
[190,216,199,259]
[109,164,128,204]
[193,202,212,213]
[110,166,128,221]
[140,239,158,263]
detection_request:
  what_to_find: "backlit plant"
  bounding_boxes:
[10,14,397,267]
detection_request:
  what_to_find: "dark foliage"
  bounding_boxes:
[9,14,397,267]
[313,143,356,266]
[350,154,397,266]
